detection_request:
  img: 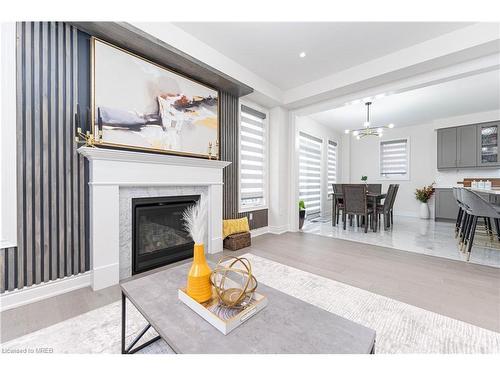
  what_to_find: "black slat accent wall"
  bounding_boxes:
[219,91,268,229]
[0,22,89,293]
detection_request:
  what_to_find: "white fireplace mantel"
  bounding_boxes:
[78,146,230,291]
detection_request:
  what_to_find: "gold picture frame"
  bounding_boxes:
[90,37,220,159]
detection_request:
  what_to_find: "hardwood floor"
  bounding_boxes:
[1,231,499,343]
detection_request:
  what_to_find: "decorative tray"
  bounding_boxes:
[178,280,268,335]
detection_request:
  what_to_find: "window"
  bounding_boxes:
[239,104,268,211]
[327,140,337,197]
[299,132,323,217]
[380,138,409,179]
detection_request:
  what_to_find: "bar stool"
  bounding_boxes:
[453,187,464,238]
[460,188,500,261]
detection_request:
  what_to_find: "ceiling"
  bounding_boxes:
[173,22,473,90]
[309,69,500,131]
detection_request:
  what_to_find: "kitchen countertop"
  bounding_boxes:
[467,187,500,195]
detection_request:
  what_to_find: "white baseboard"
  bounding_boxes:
[250,226,269,237]
[0,272,92,311]
[250,225,289,237]
[269,224,289,234]
[92,263,119,291]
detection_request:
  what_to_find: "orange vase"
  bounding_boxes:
[186,244,212,303]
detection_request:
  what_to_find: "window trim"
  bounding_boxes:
[238,100,269,213]
[326,139,338,201]
[298,131,323,218]
[378,137,410,181]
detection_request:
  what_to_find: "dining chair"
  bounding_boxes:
[388,184,399,226]
[376,184,396,231]
[367,184,382,195]
[332,184,344,225]
[342,184,374,233]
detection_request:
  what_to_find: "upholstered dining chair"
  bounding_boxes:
[367,184,382,195]
[332,184,344,225]
[388,184,399,226]
[342,184,374,233]
[376,184,396,231]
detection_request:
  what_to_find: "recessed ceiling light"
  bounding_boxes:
[299,52,306,58]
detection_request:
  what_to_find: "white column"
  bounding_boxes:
[268,106,290,234]
[90,184,120,290]
[209,184,223,254]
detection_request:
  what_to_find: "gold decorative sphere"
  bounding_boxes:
[210,256,258,308]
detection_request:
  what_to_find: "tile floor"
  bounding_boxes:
[302,215,500,268]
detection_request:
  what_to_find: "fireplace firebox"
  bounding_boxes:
[132,195,200,275]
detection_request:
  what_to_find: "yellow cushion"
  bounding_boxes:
[223,217,250,238]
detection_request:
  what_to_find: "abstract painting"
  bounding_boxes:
[92,38,219,158]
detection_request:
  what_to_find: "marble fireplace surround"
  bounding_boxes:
[78,147,230,291]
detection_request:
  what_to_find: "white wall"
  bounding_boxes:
[295,116,343,219]
[347,110,500,218]
[0,22,17,248]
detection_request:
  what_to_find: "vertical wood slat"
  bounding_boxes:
[65,23,72,276]
[8,249,16,291]
[72,28,80,274]
[49,22,58,280]
[24,22,34,287]
[33,22,42,285]
[57,22,65,279]
[16,22,25,289]
[42,22,50,282]
[0,249,5,293]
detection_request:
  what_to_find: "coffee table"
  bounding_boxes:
[120,261,376,354]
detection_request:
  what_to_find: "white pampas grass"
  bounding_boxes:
[182,197,207,244]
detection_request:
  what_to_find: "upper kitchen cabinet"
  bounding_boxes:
[437,127,458,169]
[437,122,500,169]
[457,125,477,168]
[477,122,500,167]
[437,127,457,169]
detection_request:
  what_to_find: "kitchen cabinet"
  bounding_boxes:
[434,188,459,221]
[476,122,500,167]
[437,121,499,170]
[457,125,477,167]
[437,127,457,169]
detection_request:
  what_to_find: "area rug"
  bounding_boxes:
[2,254,499,353]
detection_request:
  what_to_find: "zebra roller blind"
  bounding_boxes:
[299,132,322,217]
[239,104,267,210]
[327,140,337,196]
[380,139,409,177]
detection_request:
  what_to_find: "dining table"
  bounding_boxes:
[329,190,387,229]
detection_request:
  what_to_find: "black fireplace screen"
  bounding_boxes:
[132,195,199,275]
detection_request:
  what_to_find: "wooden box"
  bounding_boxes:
[223,231,251,251]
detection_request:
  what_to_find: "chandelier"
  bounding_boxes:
[345,102,394,139]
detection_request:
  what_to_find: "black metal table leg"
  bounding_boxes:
[121,291,162,354]
[121,292,126,354]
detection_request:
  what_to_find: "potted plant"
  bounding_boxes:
[415,183,435,219]
[361,176,368,185]
[299,200,306,229]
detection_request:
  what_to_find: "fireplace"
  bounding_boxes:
[132,195,200,275]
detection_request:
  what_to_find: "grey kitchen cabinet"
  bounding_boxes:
[436,121,500,169]
[457,125,477,167]
[434,188,459,221]
[476,122,500,167]
[437,127,457,169]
